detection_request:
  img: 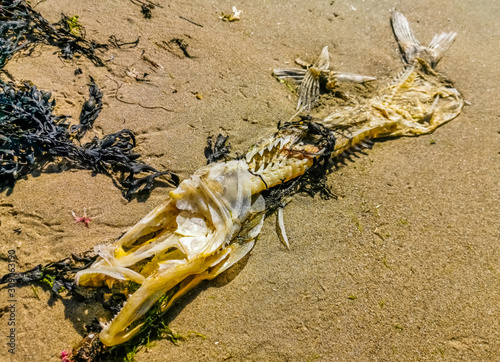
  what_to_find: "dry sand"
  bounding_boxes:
[0,0,499,361]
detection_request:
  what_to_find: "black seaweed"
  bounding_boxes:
[130,0,161,19]
[108,35,140,49]
[0,0,108,69]
[0,82,69,188]
[0,252,97,294]
[0,80,179,199]
[204,134,231,164]
[141,5,153,19]
[0,263,42,285]
[70,76,103,140]
[165,38,195,59]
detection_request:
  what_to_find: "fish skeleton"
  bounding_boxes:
[74,12,463,350]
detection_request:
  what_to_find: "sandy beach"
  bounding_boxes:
[1,0,499,360]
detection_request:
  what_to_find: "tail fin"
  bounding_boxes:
[427,31,456,66]
[391,12,456,67]
[391,11,422,64]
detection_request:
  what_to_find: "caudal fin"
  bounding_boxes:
[391,11,456,67]
[427,31,457,66]
[391,11,422,64]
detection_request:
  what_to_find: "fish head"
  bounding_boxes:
[75,160,266,346]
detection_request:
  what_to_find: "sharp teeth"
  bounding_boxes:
[246,149,258,163]
[267,144,273,152]
[246,146,260,162]
[246,152,253,163]
[258,149,264,157]
[256,164,265,173]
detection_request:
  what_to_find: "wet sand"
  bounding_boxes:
[0,0,499,360]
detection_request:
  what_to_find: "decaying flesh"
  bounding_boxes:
[75,12,463,347]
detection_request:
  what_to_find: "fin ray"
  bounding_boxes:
[391,12,457,67]
[273,68,307,81]
[391,11,422,64]
[316,46,330,70]
[334,72,376,83]
[428,32,456,66]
